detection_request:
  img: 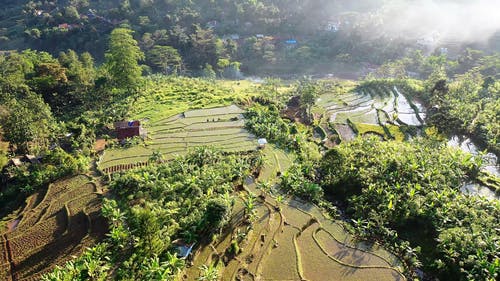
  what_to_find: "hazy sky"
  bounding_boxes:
[373,0,500,43]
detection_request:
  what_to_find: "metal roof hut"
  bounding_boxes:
[114,120,146,141]
[25,154,41,165]
[7,157,22,167]
[258,138,268,148]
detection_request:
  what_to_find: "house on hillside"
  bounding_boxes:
[6,157,22,168]
[3,155,42,182]
[206,20,218,29]
[285,39,298,49]
[114,120,146,141]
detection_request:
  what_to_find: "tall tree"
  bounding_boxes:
[296,79,320,122]
[147,45,182,74]
[2,93,56,153]
[104,28,144,91]
[188,25,223,70]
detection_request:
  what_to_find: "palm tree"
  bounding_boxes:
[142,255,173,281]
[149,150,165,163]
[257,181,272,194]
[243,193,258,222]
[197,264,219,281]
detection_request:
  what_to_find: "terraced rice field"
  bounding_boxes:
[318,85,425,141]
[0,175,107,281]
[99,105,257,174]
[184,147,405,281]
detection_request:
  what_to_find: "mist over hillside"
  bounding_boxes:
[370,0,500,44]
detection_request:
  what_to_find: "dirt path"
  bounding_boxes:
[3,234,15,281]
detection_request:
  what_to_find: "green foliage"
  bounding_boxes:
[43,148,255,280]
[245,103,320,161]
[281,163,323,203]
[426,71,500,154]
[2,94,56,153]
[296,80,320,108]
[104,28,144,90]
[1,147,89,215]
[245,104,295,149]
[197,263,219,281]
[242,193,258,222]
[147,45,182,75]
[203,197,232,232]
[201,64,216,80]
[40,243,110,281]
[320,137,498,280]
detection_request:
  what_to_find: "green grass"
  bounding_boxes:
[99,146,152,170]
[384,124,405,141]
[352,122,404,142]
[257,146,294,183]
[130,76,260,123]
[0,141,8,169]
[354,123,386,138]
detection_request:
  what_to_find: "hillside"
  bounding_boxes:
[0,1,499,281]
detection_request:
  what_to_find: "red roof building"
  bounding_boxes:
[114,120,145,141]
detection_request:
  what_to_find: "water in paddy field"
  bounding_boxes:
[448,136,500,200]
[393,87,426,126]
[448,136,499,176]
[461,183,499,200]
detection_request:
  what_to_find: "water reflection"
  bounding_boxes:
[448,135,499,200]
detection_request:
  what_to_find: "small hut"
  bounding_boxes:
[114,120,146,141]
[25,155,41,165]
[258,138,268,149]
[172,239,195,259]
[7,157,22,167]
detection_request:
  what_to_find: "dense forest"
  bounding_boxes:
[0,1,499,281]
[2,0,499,75]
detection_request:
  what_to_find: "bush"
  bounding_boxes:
[203,197,231,232]
[1,147,89,206]
[281,163,323,203]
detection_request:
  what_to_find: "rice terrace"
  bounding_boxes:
[0,175,106,280]
[98,104,257,174]
[184,147,405,281]
[316,82,425,142]
[96,99,407,280]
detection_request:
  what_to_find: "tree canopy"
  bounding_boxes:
[104,28,144,90]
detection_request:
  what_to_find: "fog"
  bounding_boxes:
[370,0,500,44]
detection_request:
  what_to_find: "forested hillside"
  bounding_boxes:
[0,0,441,75]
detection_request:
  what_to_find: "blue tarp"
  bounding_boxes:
[177,243,195,259]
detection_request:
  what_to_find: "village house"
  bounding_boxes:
[114,120,146,141]
[258,138,268,149]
